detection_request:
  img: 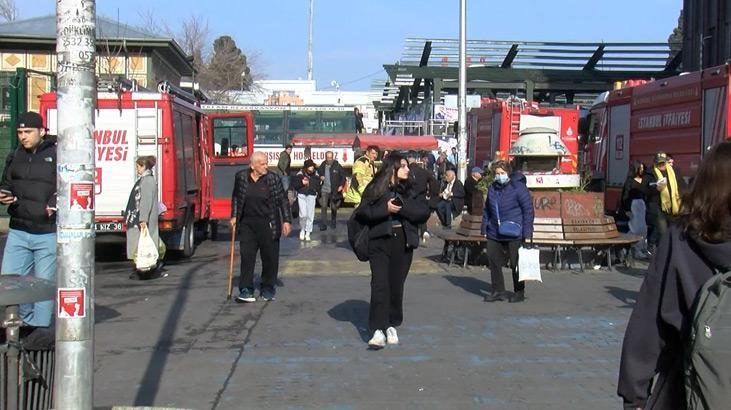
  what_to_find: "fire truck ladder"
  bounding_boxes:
[508,97,524,145]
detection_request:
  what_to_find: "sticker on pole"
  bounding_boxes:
[58,288,86,318]
[70,181,94,210]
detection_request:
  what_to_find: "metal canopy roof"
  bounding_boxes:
[376,38,680,111]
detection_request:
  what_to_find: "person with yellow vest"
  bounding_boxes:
[344,145,379,205]
[644,151,686,255]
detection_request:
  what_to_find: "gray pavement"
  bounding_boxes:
[4,216,645,409]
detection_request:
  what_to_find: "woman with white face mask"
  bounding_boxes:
[480,160,534,303]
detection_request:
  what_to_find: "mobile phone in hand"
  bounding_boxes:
[0,189,13,196]
[392,197,403,207]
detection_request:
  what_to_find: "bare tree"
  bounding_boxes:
[139,10,209,71]
[0,0,18,22]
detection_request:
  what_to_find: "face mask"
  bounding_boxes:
[495,174,509,185]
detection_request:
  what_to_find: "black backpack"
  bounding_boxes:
[685,265,731,409]
[347,206,369,262]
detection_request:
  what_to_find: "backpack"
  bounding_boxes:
[685,266,731,410]
[347,206,369,262]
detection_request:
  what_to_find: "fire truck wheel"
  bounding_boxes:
[183,217,196,258]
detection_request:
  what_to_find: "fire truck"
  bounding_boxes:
[467,98,581,189]
[582,64,731,212]
[40,83,227,257]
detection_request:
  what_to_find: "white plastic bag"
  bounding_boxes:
[518,246,542,282]
[136,226,159,271]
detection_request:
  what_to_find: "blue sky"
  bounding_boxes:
[20,0,683,91]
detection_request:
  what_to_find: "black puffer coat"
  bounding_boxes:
[355,184,430,249]
[0,137,57,233]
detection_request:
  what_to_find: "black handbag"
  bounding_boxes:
[347,207,369,261]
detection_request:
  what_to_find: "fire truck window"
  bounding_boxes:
[514,156,560,173]
[173,111,187,196]
[321,111,356,133]
[213,117,247,158]
[253,111,284,145]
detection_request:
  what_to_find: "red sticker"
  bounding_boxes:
[58,288,86,318]
[94,168,102,195]
[70,182,94,210]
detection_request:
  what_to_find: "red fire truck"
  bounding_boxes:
[40,84,227,256]
[582,64,731,212]
[467,98,581,189]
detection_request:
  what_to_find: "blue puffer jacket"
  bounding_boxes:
[480,173,534,241]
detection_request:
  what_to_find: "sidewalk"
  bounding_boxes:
[89,225,642,410]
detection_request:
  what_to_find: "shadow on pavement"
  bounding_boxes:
[444,274,492,297]
[327,299,370,343]
[605,286,638,309]
[95,304,122,324]
[133,261,206,406]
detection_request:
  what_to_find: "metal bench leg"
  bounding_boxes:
[463,246,470,269]
[448,242,456,267]
[558,245,565,270]
[606,246,613,271]
[577,247,585,273]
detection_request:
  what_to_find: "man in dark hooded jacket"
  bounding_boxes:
[0,112,57,329]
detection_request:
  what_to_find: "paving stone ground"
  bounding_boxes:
[2,214,646,409]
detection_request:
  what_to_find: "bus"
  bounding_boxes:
[201,104,359,168]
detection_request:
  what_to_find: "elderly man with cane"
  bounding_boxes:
[229,152,291,302]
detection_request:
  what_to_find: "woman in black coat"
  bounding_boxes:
[355,153,430,349]
[618,141,731,409]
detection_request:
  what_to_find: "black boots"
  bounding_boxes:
[484,291,525,303]
[483,291,510,302]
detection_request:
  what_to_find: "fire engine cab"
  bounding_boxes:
[582,64,731,212]
[40,82,216,257]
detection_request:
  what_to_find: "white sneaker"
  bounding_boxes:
[386,327,399,345]
[422,231,430,241]
[368,330,386,349]
[304,232,311,241]
[299,230,305,240]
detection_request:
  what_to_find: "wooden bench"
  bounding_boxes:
[436,231,642,272]
[532,233,643,272]
[434,230,486,269]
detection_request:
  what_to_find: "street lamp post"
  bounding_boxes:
[457,0,468,182]
[55,0,97,408]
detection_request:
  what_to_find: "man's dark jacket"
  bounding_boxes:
[464,176,482,214]
[643,168,686,225]
[480,173,534,240]
[0,136,57,233]
[439,178,465,216]
[231,171,291,240]
[318,160,346,201]
[618,224,731,410]
[409,163,438,209]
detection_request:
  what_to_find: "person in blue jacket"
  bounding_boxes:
[480,160,534,303]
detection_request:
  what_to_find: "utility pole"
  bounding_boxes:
[307,0,314,81]
[457,0,468,182]
[55,1,97,409]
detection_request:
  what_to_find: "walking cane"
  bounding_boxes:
[227,222,236,300]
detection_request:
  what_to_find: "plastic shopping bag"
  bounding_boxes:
[136,227,159,271]
[518,246,542,282]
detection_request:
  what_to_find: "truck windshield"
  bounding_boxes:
[213,117,248,157]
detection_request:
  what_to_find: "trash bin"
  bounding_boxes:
[0,275,55,410]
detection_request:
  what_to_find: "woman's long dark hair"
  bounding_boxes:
[362,152,409,203]
[680,141,731,242]
[627,160,644,178]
